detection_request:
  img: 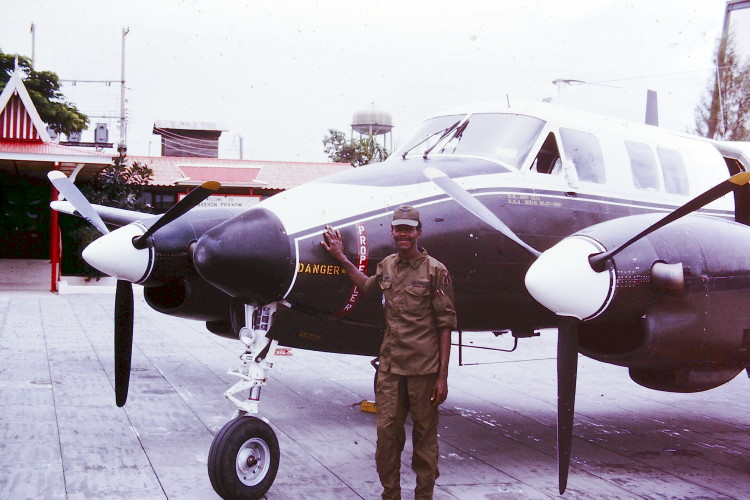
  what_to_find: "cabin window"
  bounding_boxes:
[531,132,562,174]
[559,128,606,183]
[657,147,689,195]
[625,141,659,191]
[438,113,544,169]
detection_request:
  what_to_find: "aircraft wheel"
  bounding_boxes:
[208,416,280,500]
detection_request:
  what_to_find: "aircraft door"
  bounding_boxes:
[529,129,608,192]
[530,132,562,175]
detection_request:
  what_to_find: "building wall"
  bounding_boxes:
[154,128,222,158]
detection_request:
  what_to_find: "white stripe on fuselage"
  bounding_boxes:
[259,172,735,236]
[255,172,736,300]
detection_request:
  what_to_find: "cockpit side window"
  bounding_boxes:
[559,128,606,183]
[625,141,659,191]
[531,132,561,174]
[657,147,689,195]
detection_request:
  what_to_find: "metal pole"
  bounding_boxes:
[458,330,463,366]
[50,162,60,293]
[30,23,35,68]
[722,0,750,33]
[119,27,130,155]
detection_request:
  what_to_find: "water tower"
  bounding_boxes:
[351,105,393,155]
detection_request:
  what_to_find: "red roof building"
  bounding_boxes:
[0,64,112,291]
[0,65,112,180]
[0,63,352,291]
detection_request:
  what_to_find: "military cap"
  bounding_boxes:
[391,205,420,227]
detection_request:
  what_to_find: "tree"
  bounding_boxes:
[0,50,89,135]
[81,156,154,211]
[694,32,750,141]
[323,128,389,167]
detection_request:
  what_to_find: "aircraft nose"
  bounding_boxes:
[193,208,294,303]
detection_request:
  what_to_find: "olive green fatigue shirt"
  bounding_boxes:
[362,248,457,376]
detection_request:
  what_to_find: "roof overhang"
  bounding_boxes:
[0,150,112,164]
[0,144,112,182]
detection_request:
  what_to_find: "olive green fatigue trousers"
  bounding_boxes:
[375,371,440,500]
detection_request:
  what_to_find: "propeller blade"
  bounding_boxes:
[47,171,110,235]
[589,171,750,271]
[114,279,134,407]
[557,315,579,494]
[133,181,221,249]
[423,167,541,258]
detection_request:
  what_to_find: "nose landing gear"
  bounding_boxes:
[208,303,281,500]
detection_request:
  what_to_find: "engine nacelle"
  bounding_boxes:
[144,276,232,322]
[571,214,750,375]
[629,365,744,392]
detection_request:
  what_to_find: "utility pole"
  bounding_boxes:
[30,23,35,67]
[119,27,130,156]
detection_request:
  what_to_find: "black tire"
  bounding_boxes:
[208,416,280,500]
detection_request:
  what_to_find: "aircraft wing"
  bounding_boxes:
[51,200,153,227]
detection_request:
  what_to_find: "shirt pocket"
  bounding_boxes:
[404,286,431,317]
[379,280,391,308]
[405,285,430,303]
[405,285,429,296]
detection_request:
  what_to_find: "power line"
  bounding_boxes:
[154,129,222,146]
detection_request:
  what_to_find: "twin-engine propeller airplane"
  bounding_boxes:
[49,100,750,499]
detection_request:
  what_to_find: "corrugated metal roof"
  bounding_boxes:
[153,120,227,131]
[180,166,262,184]
[254,161,351,189]
[127,156,352,189]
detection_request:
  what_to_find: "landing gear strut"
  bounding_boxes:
[208,303,281,500]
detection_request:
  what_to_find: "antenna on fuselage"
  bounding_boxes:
[645,89,659,126]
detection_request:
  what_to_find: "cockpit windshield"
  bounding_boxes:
[391,115,463,159]
[393,112,545,170]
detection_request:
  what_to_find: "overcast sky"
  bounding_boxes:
[1,0,747,162]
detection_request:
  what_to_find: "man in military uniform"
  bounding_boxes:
[321,205,457,500]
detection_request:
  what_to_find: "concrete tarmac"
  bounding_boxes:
[1,291,748,499]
